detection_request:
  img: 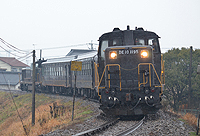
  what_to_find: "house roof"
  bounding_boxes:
[0,57,29,67]
[0,71,21,85]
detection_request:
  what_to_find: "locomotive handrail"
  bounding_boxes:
[139,75,148,86]
[160,54,165,95]
[138,63,162,90]
[98,64,122,99]
[94,62,100,87]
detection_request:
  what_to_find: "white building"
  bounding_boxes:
[0,57,29,90]
[0,57,29,72]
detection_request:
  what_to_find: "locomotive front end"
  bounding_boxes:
[97,26,164,117]
[99,46,162,116]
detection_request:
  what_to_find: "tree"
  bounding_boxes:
[163,47,200,111]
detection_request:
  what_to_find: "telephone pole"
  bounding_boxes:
[32,50,36,125]
[189,46,192,108]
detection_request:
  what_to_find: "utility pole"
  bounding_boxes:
[189,46,192,108]
[89,41,94,50]
[32,50,36,125]
[72,71,77,121]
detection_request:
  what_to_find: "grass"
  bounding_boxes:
[181,112,200,135]
[189,131,199,136]
[170,110,200,135]
[182,113,198,128]
[0,91,95,136]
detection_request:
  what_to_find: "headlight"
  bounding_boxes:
[109,51,117,59]
[141,50,149,58]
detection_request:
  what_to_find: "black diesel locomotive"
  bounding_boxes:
[20,26,164,116]
[97,26,164,116]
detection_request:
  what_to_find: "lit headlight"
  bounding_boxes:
[109,51,117,59]
[141,50,149,58]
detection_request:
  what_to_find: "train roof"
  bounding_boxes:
[66,49,96,56]
[43,50,97,64]
[73,50,97,61]
[99,26,160,41]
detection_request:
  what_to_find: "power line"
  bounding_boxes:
[0,38,33,59]
[17,52,33,62]
[36,43,90,50]
[0,44,21,57]
[16,51,33,60]
[0,38,27,54]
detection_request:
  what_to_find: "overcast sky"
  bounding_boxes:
[0,0,199,65]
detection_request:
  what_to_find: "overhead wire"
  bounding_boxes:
[0,38,33,60]
[0,38,27,54]
[38,43,88,50]
[17,52,33,62]
[17,51,33,59]
[0,44,21,58]
[0,38,98,54]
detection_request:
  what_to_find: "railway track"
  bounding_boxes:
[73,117,119,136]
[116,116,145,136]
[73,116,145,136]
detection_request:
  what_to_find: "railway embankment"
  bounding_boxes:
[0,90,101,136]
[0,89,198,136]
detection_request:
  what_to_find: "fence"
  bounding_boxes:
[181,109,200,118]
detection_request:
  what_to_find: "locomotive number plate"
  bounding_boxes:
[118,49,138,55]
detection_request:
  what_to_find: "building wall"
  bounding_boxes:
[0,60,23,72]
[11,67,23,72]
[0,83,20,90]
[0,60,11,71]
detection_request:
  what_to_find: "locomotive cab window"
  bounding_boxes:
[113,39,122,46]
[100,40,108,60]
[148,38,158,52]
[135,38,145,45]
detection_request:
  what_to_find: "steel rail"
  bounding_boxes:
[73,118,119,136]
[116,116,145,136]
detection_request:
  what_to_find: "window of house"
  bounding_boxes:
[11,68,17,72]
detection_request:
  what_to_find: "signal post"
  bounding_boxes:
[71,61,82,121]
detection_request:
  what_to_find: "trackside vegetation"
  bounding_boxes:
[163,48,200,111]
[0,91,94,136]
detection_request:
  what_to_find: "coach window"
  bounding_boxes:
[100,40,108,60]
[50,67,51,76]
[54,67,55,76]
[60,67,62,76]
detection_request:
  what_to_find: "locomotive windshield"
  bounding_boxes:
[113,38,122,46]
[135,38,145,45]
